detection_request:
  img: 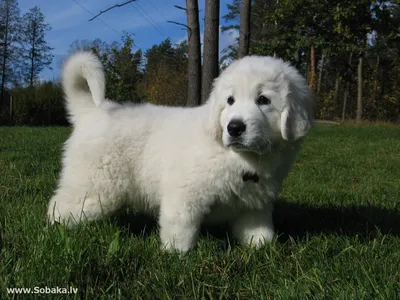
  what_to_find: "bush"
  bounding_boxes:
[10,82,68,126]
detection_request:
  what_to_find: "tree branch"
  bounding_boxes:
[167,21,189,30]
[174,5,186,11]
[89,0,137,21]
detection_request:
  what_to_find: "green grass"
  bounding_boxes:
[1,125,399,299]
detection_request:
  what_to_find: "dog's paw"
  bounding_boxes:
[159,224,198,253]
[232,209,275,248]
[160,234,196,253]
[237,228,275,248]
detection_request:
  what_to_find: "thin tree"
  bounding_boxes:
[316,50,325,95]
[19,6,53,86]
[0,0,20,105]
[342,52,353,121]
[202,0,220,104]
[356,52,363,123]
[185,0,201,106]
[238,0,251,58]
[308,44,316,91]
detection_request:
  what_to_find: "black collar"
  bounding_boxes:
[242,172,260,183]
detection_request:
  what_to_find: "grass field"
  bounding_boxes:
[1,125,399,299]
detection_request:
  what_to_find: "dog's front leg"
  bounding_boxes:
[159,196,207,252]
[231,202,275,247]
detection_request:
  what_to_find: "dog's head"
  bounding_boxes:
[206,56,312,154]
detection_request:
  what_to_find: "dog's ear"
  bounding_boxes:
[205,82,224,140]
[281,67,313,141]
[204,77,224,140]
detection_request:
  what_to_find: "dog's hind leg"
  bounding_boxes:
[47,188,120,227]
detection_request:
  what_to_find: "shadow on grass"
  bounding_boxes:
[274,199,400,240]
[110,199,400,244]
[110,212,157,237]
[110,212,233,242]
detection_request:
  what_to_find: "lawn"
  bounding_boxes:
[1,124,399,299]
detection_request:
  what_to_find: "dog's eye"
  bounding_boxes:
[257,95,271,105]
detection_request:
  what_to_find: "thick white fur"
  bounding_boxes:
[48,51,312,252]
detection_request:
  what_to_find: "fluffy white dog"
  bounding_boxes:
[48,51,312,252]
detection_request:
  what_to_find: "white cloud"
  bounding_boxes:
[219,27,239,53]
[45,5,86,30]
[174,26,238,60]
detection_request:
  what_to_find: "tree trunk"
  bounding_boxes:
[333,75,340,105]
[186,0,201,107]
[308,44,316,92]
[201,0,219,104]
[373,54,379,105]
[238,0,251,58]
[273,0,279,58]
[305,51,309,82]
[317,50,325,95]
[356,53,363,123]
[342,82,349,121]
[342,52,353,121]
[333,74,340,119]
[293,48,300,69]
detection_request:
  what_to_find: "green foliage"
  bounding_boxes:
[103,33,143,103]
[1,125,399,298]
[139,38,188,106]
[69,33,143,104]
[222,0,400,121]
[221,0,241,31]
[319,90,336,120]
[2,1,399,124]
[10,81,67,125]
[220,43,238,69]
[1,35,190,125]
[68,38,115,56]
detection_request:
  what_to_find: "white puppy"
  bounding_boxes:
[48,52,312,252]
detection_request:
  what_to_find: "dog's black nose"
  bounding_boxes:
[227,120,246,137]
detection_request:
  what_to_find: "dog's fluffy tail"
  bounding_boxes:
[62,51,105,123]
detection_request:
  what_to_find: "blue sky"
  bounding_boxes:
[18,0,238,81]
